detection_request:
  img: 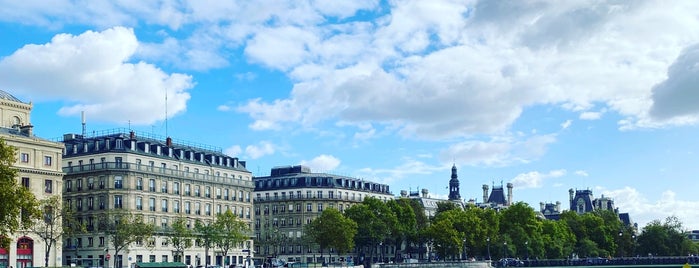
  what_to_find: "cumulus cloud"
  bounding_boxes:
[299,154,341,172]
[0,27,193,125]
[224,145,242,157]
[561,120,572,129]
[440,133,557,167]
[357,158,445,186]
[580,111,603,120]
[650,44,699,123]
[601,187,699,231]
[244,141,276,159]
[217,105,232,112]
[234,1,699,139]
[8,1,698,136]
[511,169,567,189]
[574,170,589,177]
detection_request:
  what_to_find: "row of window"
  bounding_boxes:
[19,153,53,166]
[257,190,378,201]
[66,195,251,218]
[255,202,348,215]
[65,176,252,202]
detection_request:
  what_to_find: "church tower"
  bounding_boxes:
[448,164,461,201]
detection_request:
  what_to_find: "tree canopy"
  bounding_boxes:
[0,138,40,248]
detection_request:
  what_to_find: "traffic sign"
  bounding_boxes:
[106,254,111,260]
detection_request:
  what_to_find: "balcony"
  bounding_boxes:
[63,162,254,188]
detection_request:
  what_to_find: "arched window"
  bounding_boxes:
[12,116,21,126]
[16,236,34,268]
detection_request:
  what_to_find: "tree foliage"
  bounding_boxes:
[29,196,68,267]
[305,208,357,260]
[168,216,193,262]
[214,210,250,262]
[636,216,695,257]
[101,212,156,267]
[194,220,219,266]
[0,139,40,248]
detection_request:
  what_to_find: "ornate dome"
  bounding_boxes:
[0,90,25,103]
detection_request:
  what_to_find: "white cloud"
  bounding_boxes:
[440,133,557,167]
[224,145,242,157]
[234,1,699,138]
[511,169,567,189]
[580,111,602,120]
[601,187,699,231]
[574,170,589,177]
[356,158,446,186]
[299,154,341,172]
[649,43,699,123]
[244,141,276,159]
[0,27,193,125]
[561,120,572,129]
[217,105,232,112]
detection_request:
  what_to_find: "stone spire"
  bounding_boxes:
[448,164,461,201]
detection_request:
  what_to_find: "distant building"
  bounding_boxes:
[0,90,65,268]
[687,230,699,242]
[252,165,393,264]
[569,188,619,214]
[568,188,633,226]
[448,164,461,201]
[538,201,562,220]
[471,182,513,210]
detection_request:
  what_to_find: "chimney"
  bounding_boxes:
[166,137,172,147]
[482,184,489,203]
[507,183,513,206]
[569,188,575,208]
[19,124,33,136]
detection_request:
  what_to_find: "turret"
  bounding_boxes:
[448,164,461,201]
[482,184,489,203]
[507,183,513,206]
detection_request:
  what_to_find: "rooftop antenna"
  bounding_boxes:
[81,111,86,137]
[165,89,169,137]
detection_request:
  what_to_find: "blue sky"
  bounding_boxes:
[1,1,698,230]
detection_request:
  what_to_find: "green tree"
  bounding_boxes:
[344,197,396,266]
[168,216,193,262]
[0,138,40,248]
[101,212,156,268]
[194,220,219,266]
[427,209,462,260]
[214,210,250,265]
[540,219,575,259]
[29,196,68,267]
[406,199,430,260]
[435,201,461,216]
[637,216,693,256]
[387,199,417,262]
[305,208,357,263]
[499,202,543,259]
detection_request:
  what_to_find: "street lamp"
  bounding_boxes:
[618,231,624,257]
[503,242,507,259]
[462,238,467,260]
[486,237,491,261]
[524,241,529,260]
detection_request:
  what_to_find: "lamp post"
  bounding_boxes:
[503,242,507,259]
[462,239,467,261]
[524,241,528,259]
[618,231,624,258]
[486,237,491,261]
